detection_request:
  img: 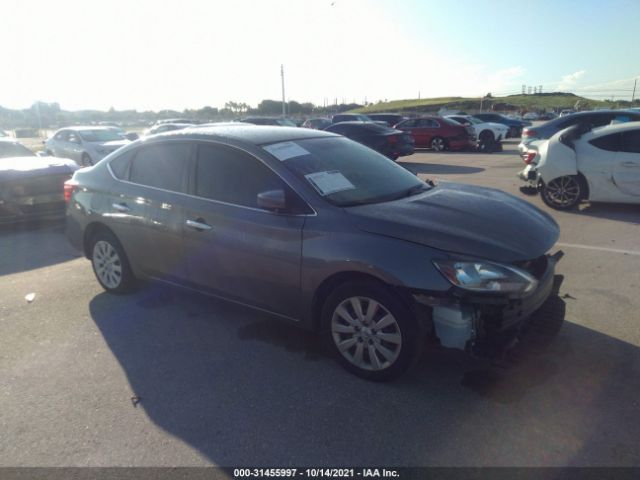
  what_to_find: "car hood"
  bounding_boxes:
[345,182,559,263]
[98,140,129,148]
[0,156,79,180]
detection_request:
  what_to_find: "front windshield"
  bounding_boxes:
[0,142,34,158]
[78,129,125,142]
[465,117,481,125]
[265,137,428,207]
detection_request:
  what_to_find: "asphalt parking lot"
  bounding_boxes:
[1,139,639,467]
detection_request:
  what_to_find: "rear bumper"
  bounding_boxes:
[0,196,66,225]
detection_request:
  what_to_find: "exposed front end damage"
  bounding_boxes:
[415,251,564,357]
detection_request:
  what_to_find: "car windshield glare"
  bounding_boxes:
[265,137,428,207]
[78,129,125,142]
[0,142,34,158]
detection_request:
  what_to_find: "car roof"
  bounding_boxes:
[59,126,114,132]
[588,120,640,136]
[154,125,338,145]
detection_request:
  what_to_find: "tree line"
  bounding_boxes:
[0,100,364,129]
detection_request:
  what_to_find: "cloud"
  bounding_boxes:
[557,70,586,90]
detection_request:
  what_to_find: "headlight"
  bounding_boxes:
[433,259,538,294]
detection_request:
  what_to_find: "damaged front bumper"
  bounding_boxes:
[414,251,564,356]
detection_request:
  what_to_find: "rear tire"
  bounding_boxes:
[90,231,136,294]
[322,280,422,381]
[541,175,584,210]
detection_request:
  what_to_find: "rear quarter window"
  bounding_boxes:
[589,133,621,152]
[109,150,135,179]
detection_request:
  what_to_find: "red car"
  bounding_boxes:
[395,116,476,151]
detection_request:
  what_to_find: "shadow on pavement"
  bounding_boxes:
[399,162,484,175]
[572,202,640,225]
[0,219,82,276]
[89,285,640,466]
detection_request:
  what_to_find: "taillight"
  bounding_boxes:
[523,128,537,137]
[387,135,399,144]
[522,151,537,164]
[64,179,78,203]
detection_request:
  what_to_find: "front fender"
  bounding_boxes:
[299,223,453,326]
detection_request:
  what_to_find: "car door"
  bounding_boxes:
[51,130,69,157]
[417,118,439,146]
[396,119,423,146]
[66,131,84,163]
[613,129,640,198]
[126,142,194,279]
[181,142,306,319]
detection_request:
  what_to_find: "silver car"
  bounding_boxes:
[45,126,130,166]
[65,125,563,381]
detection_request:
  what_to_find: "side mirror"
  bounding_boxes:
[257,189,286,212]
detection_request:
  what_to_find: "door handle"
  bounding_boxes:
[186,219,212,231]
[112,202,130,212]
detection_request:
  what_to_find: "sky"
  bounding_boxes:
[2,0,639,111]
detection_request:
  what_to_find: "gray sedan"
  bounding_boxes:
[65,125,563,381]
[45,126,130,166]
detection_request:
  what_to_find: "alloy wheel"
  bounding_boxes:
[431,138,445,151]
[544,176,581,208]
[92,240,123,289]
[331,296,402,371]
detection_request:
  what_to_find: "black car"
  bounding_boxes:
[366,113,406,127]
[473,113,531,138]
[0,139,79,223]
[239,117,297,127]
[331,113,373,123]
[324,122,415,159]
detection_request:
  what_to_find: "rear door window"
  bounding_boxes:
[129,143,191,193]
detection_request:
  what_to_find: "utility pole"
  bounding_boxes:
[632,78,637,102]
[280,64,286,118]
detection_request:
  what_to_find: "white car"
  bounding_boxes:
[518,122,640,209]
[446,115,509,145]
[45,126,130,166]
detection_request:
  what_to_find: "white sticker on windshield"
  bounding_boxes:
[304,171,356,196]
[263,141,310,161]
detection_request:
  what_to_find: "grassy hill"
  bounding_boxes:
[351,93,631,114]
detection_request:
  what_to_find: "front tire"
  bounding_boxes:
[90,231,136,293]
[430,136,446,152]
[541,175,584,210]
[322,280,422,381]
